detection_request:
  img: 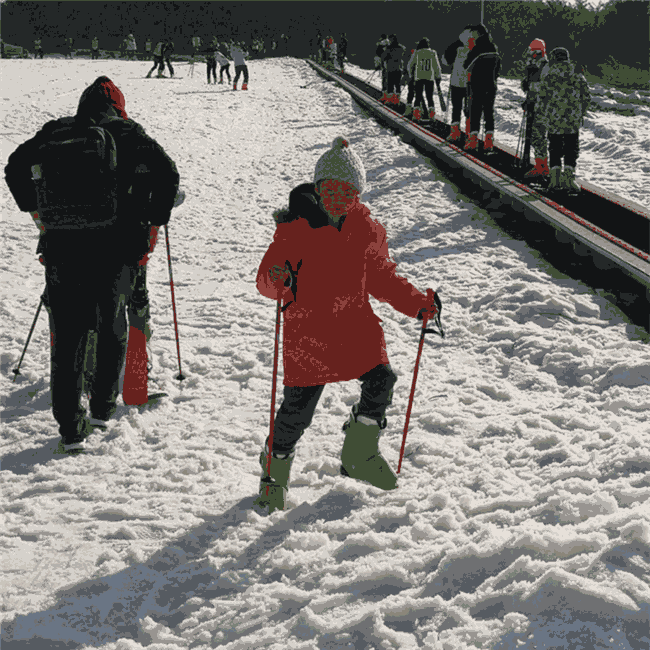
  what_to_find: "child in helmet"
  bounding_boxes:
[407,37,442,122]
[254,137,440,513]
[537,47,591,192]
[521,38,550,178]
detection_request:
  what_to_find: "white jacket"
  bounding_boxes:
[229,45,248,66]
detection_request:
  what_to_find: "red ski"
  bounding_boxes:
[122,325,148,405]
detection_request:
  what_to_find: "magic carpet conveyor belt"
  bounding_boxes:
[307,60,650,295]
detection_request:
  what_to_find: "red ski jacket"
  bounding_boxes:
[257,201,428,386]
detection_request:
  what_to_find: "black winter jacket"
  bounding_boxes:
[4,115,179,265]
[464,34,502,92]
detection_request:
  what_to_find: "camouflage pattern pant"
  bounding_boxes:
[531,111,548,158]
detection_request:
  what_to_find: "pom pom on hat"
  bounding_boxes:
[314,136,367,194]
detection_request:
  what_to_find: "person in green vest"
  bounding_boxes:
[91,36,99,60]
[408,37,442,122]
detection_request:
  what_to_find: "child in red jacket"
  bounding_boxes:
[254,136,440,513]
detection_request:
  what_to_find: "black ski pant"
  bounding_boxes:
[269,364,398,455]
[407,79,415,105]
[220,64,231,82]
[165,57,174,76]
[549,132,580,168]
[381,65,388,92]
[450,85,466,125]
[206,58,217,83]
[234,65,249,85]
[414,79,435,111]
[147,55,164,76]
[43,259,131,437]
[91,49,99,60]
[468,86,497,134]
[386,70,401,95]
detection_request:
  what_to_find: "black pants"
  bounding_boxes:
[450,85,466,124]
[270,364,398,454]
[407,79,415,105]
[148,55,164,76]
[234,64,249,84]
[164,57,174,76]
[207,58,217,82]
[469,86,497,134]
[548,133,580,168]
[386,70,401,95]
[381,66,388,92]
[220,64,231,82]
[91,49,99,60]
[43,259,131,437]
[414,79,434,111]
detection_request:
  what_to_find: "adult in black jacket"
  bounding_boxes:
[463,24,501,152]
[4,76,180,448]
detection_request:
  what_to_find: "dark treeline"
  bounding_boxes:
[2,0,648,82]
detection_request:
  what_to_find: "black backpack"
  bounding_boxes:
[31,121,118,230]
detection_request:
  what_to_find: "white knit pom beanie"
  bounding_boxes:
[314,137,367,194]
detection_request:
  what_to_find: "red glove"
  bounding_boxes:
[417,288,441,320]
[138,225,160,266]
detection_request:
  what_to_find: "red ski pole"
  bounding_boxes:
[397,313,430,475]
[164,224,185,381]
[264,299,283,496]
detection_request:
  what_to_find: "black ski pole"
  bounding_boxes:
[164,224,185,381]
[12,295,44,382]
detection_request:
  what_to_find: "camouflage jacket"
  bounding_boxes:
[537,60,591,134]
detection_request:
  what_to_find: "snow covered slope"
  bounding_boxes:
[2,57,649,650]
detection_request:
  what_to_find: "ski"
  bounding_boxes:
[122,324,148,405]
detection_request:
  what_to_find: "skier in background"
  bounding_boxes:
[216,47,232,84]
[375,34,390,99]
[315,31,323,62]
[34,37,44,59]
[521,38,551,179]
[91,36,99,60]
[403,44,417,117]
[230,41,249,90]
[145,38,152,60]
[202,38,218,84]
[253,136,441,513]
[125,33,137,61]
[463,23,501,153]
[4,76,179,449]
[380,34,405,105]
[163,38,175,77]
[442,26,473,141]
[408,37,442,122]
[537,47,591,192]
[338,32,348,72]
[66,36,74,59]
[145,40,166,78]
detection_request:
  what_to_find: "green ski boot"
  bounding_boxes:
[548,166,562,192]
[253,442,295,514]
[563,166,581,193]
[340,406,398,490]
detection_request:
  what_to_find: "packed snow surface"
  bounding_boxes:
[1,58,649,650]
